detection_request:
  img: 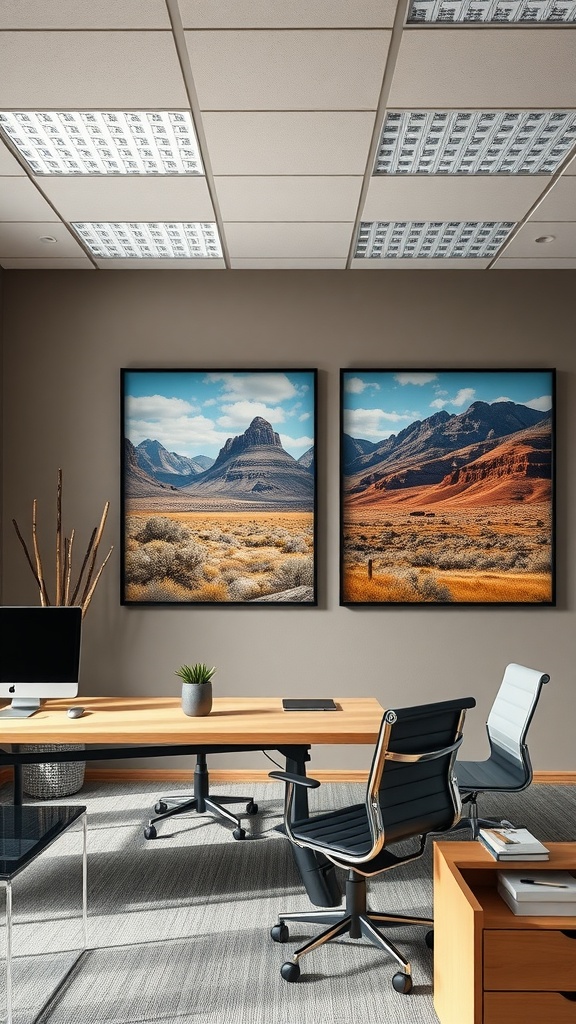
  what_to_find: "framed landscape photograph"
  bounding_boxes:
[340,369,555,606]
[122,369,317,605]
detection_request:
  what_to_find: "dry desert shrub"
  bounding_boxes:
[190,581,229,602]
[227,576,263,601]
[281,535,309,553]
[271,555,314,591]
[135,516,190,545]
[125,578,195,602]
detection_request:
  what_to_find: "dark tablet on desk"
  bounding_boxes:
[282,698,338,711]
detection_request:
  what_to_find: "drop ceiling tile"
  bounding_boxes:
[351,257,490,269]
[0,257,94,269]
[362,176,547,223]
[389,29,576,109]
[214,177,362,221]
[493,258,576,269]
[0,1,170,28]
[0,142,25,175]
[502,220,576,258]
[184,30,390,110]
[0,178,61,221]
[0,32,188,108]
[230,258,348,268]
[224,222,353,258]
[94,258,226,269]
[39,177,215,222]
[202,112,376,175]
[178,0,397,28]
[530,177,576,221]
[0,222,86,258]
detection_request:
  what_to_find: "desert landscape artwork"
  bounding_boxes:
[122,370,316,604]
[341,369,555,605]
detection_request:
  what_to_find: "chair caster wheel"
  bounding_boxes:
[154,801,168,814]
[246,801,258,815]
[425,930,434,950]
[271,923,289,943]
[233,827,246,840]
[392,972,413,994]
[281,961,300,982]
[144,825,157,840]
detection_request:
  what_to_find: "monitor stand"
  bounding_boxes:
[0,698,41,719]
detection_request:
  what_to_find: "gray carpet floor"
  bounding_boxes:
[1,778,575,1024]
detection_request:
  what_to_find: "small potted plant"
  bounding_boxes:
[176,663,215,717]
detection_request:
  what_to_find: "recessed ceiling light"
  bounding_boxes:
[0,111,203,175]
[375,111,576,175]
[71,222,222,259]
[355,221,514,259]
[535,235,556,243]
[407,0,576,23]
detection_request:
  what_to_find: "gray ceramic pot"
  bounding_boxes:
[181,681,212,717]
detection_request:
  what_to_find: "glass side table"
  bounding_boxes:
[0,805,87,1024]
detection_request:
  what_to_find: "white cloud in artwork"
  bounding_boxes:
[344,376,380,394]
[299,411,311,421]
[430,387,475,410]
[279,433,313,451]
[128,414,227,455]
[524,394,552,412]
[491,396,511,403]
[126,394,197,419]
[344,407,411,439]
[205,372,297,403]
[217,401,286,428]
[394,372,438,386]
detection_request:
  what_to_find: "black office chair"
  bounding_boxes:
[269,696,475,992]
[143,752,258,840]
[454,662,550,837]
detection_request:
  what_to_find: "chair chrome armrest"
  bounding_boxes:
[268,770,321,789]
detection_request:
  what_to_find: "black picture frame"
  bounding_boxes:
[121,368,317,605]
[340,368,555,607]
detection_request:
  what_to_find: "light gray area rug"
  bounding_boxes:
[1,779,574,1024]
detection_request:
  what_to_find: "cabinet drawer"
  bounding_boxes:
[484,930,576,990]
[484,992,576,1024]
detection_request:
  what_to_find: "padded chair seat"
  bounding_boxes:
[456,757,527,794]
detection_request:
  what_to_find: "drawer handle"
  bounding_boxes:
[561,931,576,940]
[559,993,576,1002]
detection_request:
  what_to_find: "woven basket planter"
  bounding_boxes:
[21,744,86,800]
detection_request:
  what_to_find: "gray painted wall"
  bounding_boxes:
[1,269,574,771]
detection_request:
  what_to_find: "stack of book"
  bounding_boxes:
[477,827,549,861]
[498,870,576,916]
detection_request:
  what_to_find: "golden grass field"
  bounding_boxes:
[124,509,314,603]
[342,502,552,604]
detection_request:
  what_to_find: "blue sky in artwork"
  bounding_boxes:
[124,370,315,459]
[343,370,553,441]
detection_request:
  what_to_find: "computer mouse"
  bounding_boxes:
[67,706,85,719]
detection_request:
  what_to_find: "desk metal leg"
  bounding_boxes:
[285,753,341,909]
[12,747,23,806]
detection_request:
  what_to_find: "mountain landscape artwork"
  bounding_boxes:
[341,369,555,605]
[122,369,316,604]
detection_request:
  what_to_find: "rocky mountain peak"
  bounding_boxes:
[214,416,282,466]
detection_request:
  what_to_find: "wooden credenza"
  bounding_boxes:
[433,841,576,1024]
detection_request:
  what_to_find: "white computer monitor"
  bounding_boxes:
[0,606,82,718]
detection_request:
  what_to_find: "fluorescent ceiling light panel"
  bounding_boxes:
[407,0,576,22]
[355,221,514,258]
[375,111,576,175]
[72,222,222,259]
[0,112,203,175]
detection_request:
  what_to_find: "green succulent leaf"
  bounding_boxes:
[175,663,216,685]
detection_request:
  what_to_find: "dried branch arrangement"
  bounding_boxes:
[12,468,113,617]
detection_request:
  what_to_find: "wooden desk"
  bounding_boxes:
[0,695,383,908]
[433,841,576,1024]
[0,695,383,747]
